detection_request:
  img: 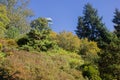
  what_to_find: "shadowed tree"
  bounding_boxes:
[112,8,120,38]
[75,3,111,48]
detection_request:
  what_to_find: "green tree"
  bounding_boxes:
[75,3,110,47]
[81,64,102,80]
[0,4,10,38]
[0,0,33,33]
[99,37,120,80]
[5,26,20,39]
[17,17,55,51]
[112,8,120,38]
[31,17,50,31]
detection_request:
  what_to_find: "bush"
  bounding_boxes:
[79,38,100,64]
[5,27,20,39]
[56,31,81,52]
[0,52,6,61]
[17,17,56,52]
[81,64,102,80]
[17,36,29,47]
[0,39,18,51]
[67,53,84,69]
[0,43,2,51]
[0,50,85,80]
[17,29,57,52]
[6,39,17,47]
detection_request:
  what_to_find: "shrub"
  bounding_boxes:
[67,53,84,69]
[0,43,2,51]
[0,52,6,61]
[81,64,102,80]
[17,36,29,47]
[5,27,20,39]
[17,29,56,52]
[56,31,81,52]
[7,39,17,47]
[0,50,85,80]
[79,38,100,64]
[0,39,17,51]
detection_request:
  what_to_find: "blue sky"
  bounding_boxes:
[29,0,120,33]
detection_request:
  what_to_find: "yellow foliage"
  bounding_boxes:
[67,53,84,68]
[49,31,57,40]
[80,38,100,55]
[0,38,17,48]
[0,43,2,51]
[7,39,17,47]
[79,38,100,63]
[0,4,10,38]
[56,31,81,52]
[0,4,10,27]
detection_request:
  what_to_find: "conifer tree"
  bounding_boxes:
[113,8,120,38]
[75,3,110,44]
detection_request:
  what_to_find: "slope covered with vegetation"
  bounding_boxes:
[0,0,120,80]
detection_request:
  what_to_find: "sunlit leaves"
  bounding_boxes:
[56,31,81,52]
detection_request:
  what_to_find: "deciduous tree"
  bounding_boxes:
[0,0,33,33]
[0,4,9,37]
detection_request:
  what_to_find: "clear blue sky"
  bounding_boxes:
[29,0,120,33]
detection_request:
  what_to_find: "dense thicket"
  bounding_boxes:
[17,17,56,51]
[99,37,120,80]
[76,3,120,80]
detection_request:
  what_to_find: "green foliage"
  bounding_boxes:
[17,17,56,52]
[17,29,56,52]
[75,3,111,48]
[67,53,84,69]
[81,64,102,80]
[0,43,6,61]
[5,27,20,39]
[56,31,81,52]
[74,4,120,80]
[31,17,50,31]
[79,38,100,64]
[112,8,120,38]
[17,36,29,47]
[0,0,33,34]
[0,4,10,38]
[99,37,120,80]
[0,1,119,80]
[0,52,6,61]
[0,43,2,51]
[0,4,9,27]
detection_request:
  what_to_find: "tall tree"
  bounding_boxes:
[112,8,120,38]
[99,37,120,80]
[75,3,110,46]
[0,0,33,33]
[0,4,10,38]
